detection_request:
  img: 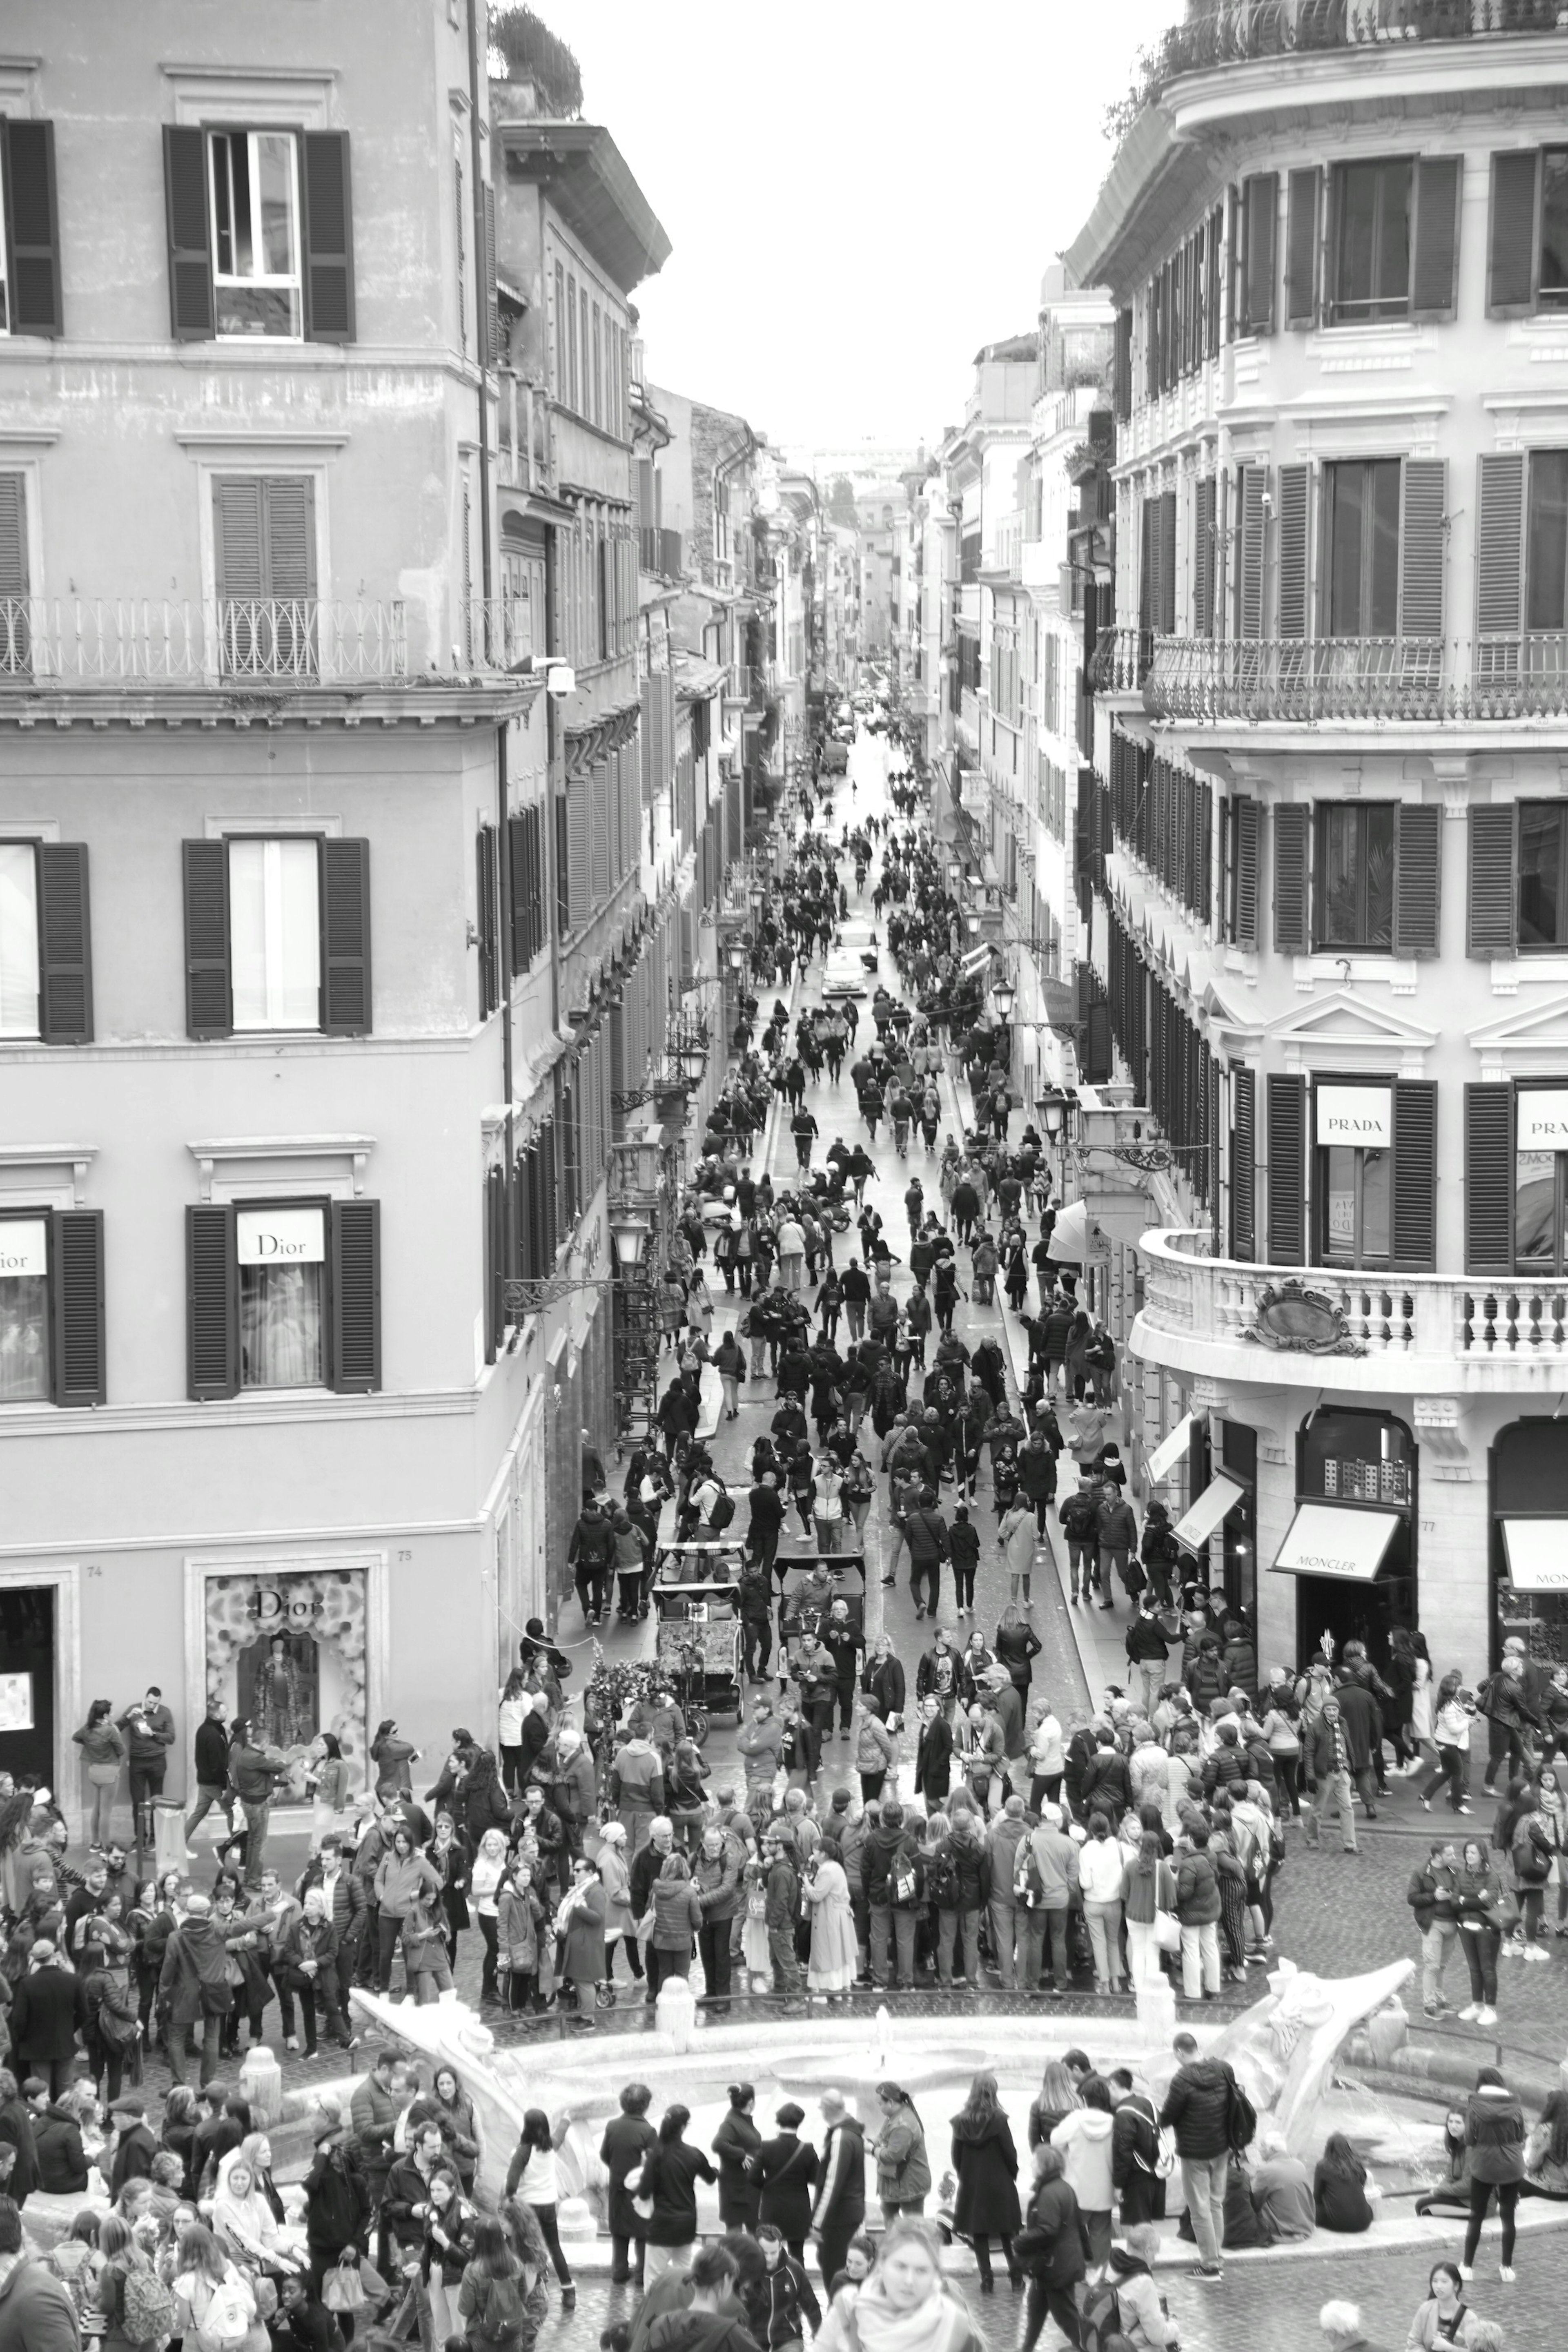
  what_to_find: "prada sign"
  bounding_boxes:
[1518,1091,1568,1154]
[1316,1084,1392,1148]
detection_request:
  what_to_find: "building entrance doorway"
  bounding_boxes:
[0,1585,56,1787]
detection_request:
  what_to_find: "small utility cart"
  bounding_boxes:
[775,1552,866,1676]
[650,1541,747,1741]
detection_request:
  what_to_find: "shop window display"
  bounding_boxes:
[202,1565,368,1800]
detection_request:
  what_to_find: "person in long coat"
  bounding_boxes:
[750,2102,820,2262]
[913,1697,953,1805]
[599,2083,656,2287]
[803,1850,857,1996]
[711,2084,762,2231]
[951,2069,1022,2291]
[556,1855,606,2029]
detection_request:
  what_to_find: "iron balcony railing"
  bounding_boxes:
[1141,0,1561,99]
[1091,626,1152,693]
[1134,633,1568,723]
[0,595,560,688]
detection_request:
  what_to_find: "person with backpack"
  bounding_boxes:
[171,2221,261,2352]
[455,2214,532,2352]
[1089,2222,1178,2348]
[302,2110,370,2301]
[1157,2028,1247,2282]
[94,2211,176,2352]
[1058,1480,1102,1605]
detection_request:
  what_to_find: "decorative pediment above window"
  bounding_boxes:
[188,1135,374,1204]
[1199,980,1265,1052]
[1265,987,1437,1078]
[1466,989,1568,1082]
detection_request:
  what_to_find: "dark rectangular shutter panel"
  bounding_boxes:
[37,842,92,1042]
[566,774,590,928]
[1114,308,1131,419]
[1476,453,1525,639]
[1266,1073,1307,1265]
[302,132,355,343]
[213,478,264,600]
[1194,477,1216,635]
[182,839,232,1038]
[483,1167,503,1365]
[1159,489,1176,633]
[1285,167,1320,327]
[321,838,371,1034]
[1399,459,1446,640]
[162,124,214,340]
[1412,156,1461,320]
[508,812,528,970]
[263,477,316,600]
[1234,795,1259,947]
[1465,1084,1514,1277]
[1272,803,1310,954]
[1391,1080,1437,1270]
[0,469,26,597]
[186,1204,237,1400]
[1393,805,1441,957]
[1467,805,1517,958]
[1244,172,1277,334]
[1,120,62,336]
[50,1210,105,1407]
[1237,466,1265,638]
[1208,203,1222,355]
[1230,1067,1256,1261]
[1488,150,1539,316]
[1277,463,1310,639]
[330,1201,381,1393]
[1139,498,1155,633]
[481,179,498,366]
[476,826,497,1014]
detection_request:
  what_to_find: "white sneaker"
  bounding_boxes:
[1499,2266,1516,2283]
[1458,2264,1473,2282]
[1457,2002,1480,2020]
[1477,2005,1499,2025]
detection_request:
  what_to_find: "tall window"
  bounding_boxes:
[591,302,601,426]
[209,131,301,338]
[1526,449,1568,633]
[1327,461,1400,638]
[566,274,578,411]
[230,839,321,1030]
[237,1205,325,1388]
[1332,158,1411,322]
[1316,1088,1392,1269]
[1517,1147,1568,1275]
[1519,803,1568,948]
[0,1215,47,1401]
[0,841,38,1037]
[1314,803,1394,950]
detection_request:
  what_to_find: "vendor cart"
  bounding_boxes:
[651,1542,746,1740]
[776,1552,866,1674]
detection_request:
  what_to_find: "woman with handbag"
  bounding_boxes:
[504,2110,577,2310]
[1121,1830,1178,1990]
[554,1853,606,2030]
[420,2169,479,2341]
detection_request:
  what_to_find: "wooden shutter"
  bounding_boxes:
[37,842,92,1043]
[182,839,232,1038]
[1393,805,1441,957]
[1236,465,1266,639]
[330,1199,381,1393]
[1233,795,1259,947]
[1412,156,1461,321]
[590,760,610,899]
[475,825,498,1014]
[162,124,214,340]
[1476,453,1525,643]
[321,838,371,1034]
[1230,1066,1256,1261]
[1194,477,1216,636]
[1465,1083,1514,1277]
[508,810,530,970]
[1140,498,1157,633]
[0,120,62,337]
[1207,202,1223,357]
[1277,463,1310,640]
[186,1203,238,1400]
[0,469,26,599]
[212,477,265,604]
[1467,805,1517,958]
[50,1208,105,1407]
[1242,172,1277,335]
[1284,167,1321,328]
[1114,308,1131,420]
[566,773,590,930]
[1273,803,1311,954]
[1400,459,1446,640]
[483,1167,504,1366]
[1488,150,1539,317]
[1158,489,1177,633]
[480,179,498,366]
[302,132,355,343]
[263,477,316,600]
[1391,1079,1438,1270]
[1266,1073,1307,1265]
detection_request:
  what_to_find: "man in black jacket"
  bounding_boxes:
[746,1473,786,1588]
[9,1946,86,2100]
[186,1693,237,1846]
[303,2111,371,2298]
[568,1500,617,1629]
[1157,2029,1240,2279]
[1407,1840,1461,2019]
[809,2090,865,2287]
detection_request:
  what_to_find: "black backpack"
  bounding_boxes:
[1077,2277,1122,2352]
[1225,2074,1258,2154]
[708,1484,736,1532]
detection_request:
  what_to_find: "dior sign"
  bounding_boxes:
[1316,1085,1392,1147]
[237,1208,325,1265]
[0,1219,46,1279]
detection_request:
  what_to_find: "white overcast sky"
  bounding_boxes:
[538,0,1180,459]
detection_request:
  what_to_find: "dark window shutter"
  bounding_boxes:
[1194,477,1216,636]
[0,468,27,596]
[1114,307,1131,419]
[481,178,499,366]
[1391,1079,1438,1270]
[483,1167,504,1366]
[1242,171,1277,335]
[508,811,528,970]
[1400,459,1446,640]
[330,1200,381,1393]
[1230,1066,1256,1261]
[566,774,590,930]
[1159,489,1177,633]
[1465,1083,1514,1277]
[1237,465,1266,639]
[1273,803,1311,954]
[1284,166,1321,327]
[263,477,316,600]
[1266,1073,1307,1265]
[1208,202,1223,357]
[0,120,62,337]
[213,477,265,601]
[321,838,371,1034]
[1085,997,1112,1087]
[301,132,355,343]
[186,1204,237,1400]
[162,124,214,340]
[1476,453,1525,642]
[1393,804,1441,957]
[182,839,232,1038]
[50,1209,105,1407]
[37,842,92,1042]
[1467,805,1517,958]
[1234,795,1259,947]
[1488,150,1539,317]
[476,825,498,1014]
[1412,156,1461,321]
[1277,463,1310,640]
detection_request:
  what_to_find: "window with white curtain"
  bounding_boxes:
[0,1217,49,1402]
[230,838,320,1030]
[238,1204,325,1389]
[0,842,38,1038]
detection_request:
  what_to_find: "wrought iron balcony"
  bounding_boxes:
[1091,626,1151,693]
[1135,634,1568,724]
[1139,0,1560,100]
